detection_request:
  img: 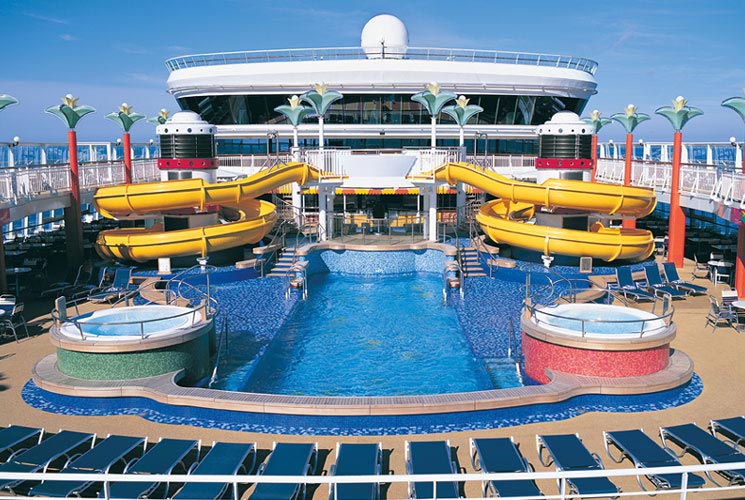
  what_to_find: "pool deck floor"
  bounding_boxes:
[1,256,743,498]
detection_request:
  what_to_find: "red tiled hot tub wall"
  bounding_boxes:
[522,333,670,384]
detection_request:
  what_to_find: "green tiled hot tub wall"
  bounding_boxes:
[56,333,210,384]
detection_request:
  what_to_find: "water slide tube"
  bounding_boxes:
[93,162,320,263]
[433,162,657,262]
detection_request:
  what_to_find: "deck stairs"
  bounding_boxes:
[483,357,523,388]
[460,247,487,278]
[266,247,297,277]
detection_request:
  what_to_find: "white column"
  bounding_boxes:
[456,183,466,225]
[661,144,669,163]
[706,144,713,165]
[681,143,689,163]
[7,146,14,167]
[318,188,328,241]
[736,144,743,168]
[318,116,325,150]
[428,188,437,242]
[40,145,47,165]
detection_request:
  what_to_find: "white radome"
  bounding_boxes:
[361,14,408,59]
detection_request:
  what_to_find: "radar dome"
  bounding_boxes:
[361,14,408,59]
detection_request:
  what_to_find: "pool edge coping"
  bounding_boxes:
[32,350,694,416]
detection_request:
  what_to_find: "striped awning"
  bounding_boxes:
[275,185,482,195]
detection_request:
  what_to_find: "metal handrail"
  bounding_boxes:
[442,260,463,304]
[285,262,308,300]
[209,318,229,387]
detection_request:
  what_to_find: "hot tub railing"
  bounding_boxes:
[526,300,675,338]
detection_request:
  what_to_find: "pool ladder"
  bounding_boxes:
[285,262,308,300]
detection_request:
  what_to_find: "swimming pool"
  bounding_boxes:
[214,272,496,396]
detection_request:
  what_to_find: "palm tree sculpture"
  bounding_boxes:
[45,94,96,267]
[106,103,146,184]
[442,95,483,152]
[300,83,343,151]
[0,94,18,112]
[148,108,170,126]
[581,110,611,181]
[412,82,456,149]
[655,96,703,267]
[275,95,314,155]
[722,91,745,294]
[611,104,650,228]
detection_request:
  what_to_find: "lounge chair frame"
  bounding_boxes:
[469,436,540,498]
[251,442,318,500]
[404,440,460,499]
[329,442,382,500]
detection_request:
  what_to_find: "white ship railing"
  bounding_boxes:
[165,46,598,75]
[1,460,745,499]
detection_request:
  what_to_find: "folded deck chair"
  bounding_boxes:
[0,425,43,460]
[0,430,95,494]
[643,265,687,299]
[614,268,657,302]
[405,440,460,499]
[660,423,745,486]
[106,438,199,499]
[88,267,135,303]
[536,433,620,498]
[661,262,707,295]
[604,429,705,491]
[249,442,317,500]
[710,417,745,447]
[172,442,256,500]
[329,442,382,500]
[470,437,542,498]
[28,434,145,498]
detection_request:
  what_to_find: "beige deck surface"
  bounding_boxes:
[0,256,742,498]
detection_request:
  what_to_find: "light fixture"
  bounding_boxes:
[730,136,738,146]
[116,138,122,145]
[11,136,20,146]
[148,138,154,145]
[608,139,614,144]
[638,139,644,145]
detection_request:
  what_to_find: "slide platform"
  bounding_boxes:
[431,162,657,262]
[93,162,321,262]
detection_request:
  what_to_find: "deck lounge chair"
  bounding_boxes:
[0,430,95,494]
[329,442,382,500]
[249,442,317,500]
[0,425,43,460]
[643,265,688,299]
[614,268,657,302]
[405,440,460,499]
[106,438,199,499]
[660,423,745,486]
[536,433,620,498]
[172,441,256,500]
[88,267,136,303]
[28,434,146,497]
[470,437,542,498]
[661,262,707,295]
[710,417,745,447]
[604,429,705,491]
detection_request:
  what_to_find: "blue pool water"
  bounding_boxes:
[73,307,192,337]
[215,273,495,396]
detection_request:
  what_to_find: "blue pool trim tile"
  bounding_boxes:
[23,375,703,436]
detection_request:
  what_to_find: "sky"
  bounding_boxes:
[1,0,744,143]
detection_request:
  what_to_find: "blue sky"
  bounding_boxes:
[1,0,743,143]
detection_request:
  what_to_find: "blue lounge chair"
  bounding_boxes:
[0,430,95,494]
[329,442,382,500]
[536,433,620,498]
[106,438,199,499]
[661,262,708,295]
[614,268,657,302]
[0,425,43,460]
[249,442,317,500]
[88,267,136,303]
[172,441,256,500]
[28,434,145,497]
[660,423,745,485]
[643,265,687,299]
[604,429,705,491]
[710,417,745,447]
[470,437,542,498]
[405,440,460,499]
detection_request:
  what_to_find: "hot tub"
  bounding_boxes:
[59,305,199,341]
[522,303,676,383]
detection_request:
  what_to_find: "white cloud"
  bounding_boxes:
[60,34,78,42]
[23,12,68,24]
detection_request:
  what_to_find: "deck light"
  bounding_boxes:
[11,136,19,146]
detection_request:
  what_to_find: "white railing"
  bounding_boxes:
[303,149,349,178]
[1,460,745,499]
[165,46,598,75]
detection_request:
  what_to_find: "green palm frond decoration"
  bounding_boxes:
[655,96,703,131]
[106,103,146,132]
[442,95,483,126]
[0,94,18,112]
[610,104,650,133]
[300,85,343,117]
[148,108,170,125]
[581,110,612,133]
[45,94,95,129]
[411,83,457,116]
[275,95,314,126]
[722,96,745,123]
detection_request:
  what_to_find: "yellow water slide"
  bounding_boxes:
[433,162,657,262]
[93,162,320,263]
